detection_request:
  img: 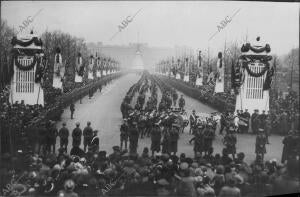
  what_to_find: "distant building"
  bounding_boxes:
[86,42,175,70]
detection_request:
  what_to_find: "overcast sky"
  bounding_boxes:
[2,1,299,56]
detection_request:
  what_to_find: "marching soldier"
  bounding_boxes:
[151,122,162,156]
[70,102,75,119]
[203,122,214,156]
[120,119,129,150]
[58,122,69,152]
[189,109,197,135]
[129,121,139,154]
[178,95,185,111]
[255,128,268,161]
[83,121,93,152]
[72,122,82,147]
[223,126,237,159]
[168,123,180,155]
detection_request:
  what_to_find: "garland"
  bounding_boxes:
[243,61,269,77]
[11,48,43,56]
[241,43,271,53]
[13,54,37,71]
[11,36,43,47]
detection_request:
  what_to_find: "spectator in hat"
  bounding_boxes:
[218,177,241,197]
[57,179,78,197]
[59,122,69,152]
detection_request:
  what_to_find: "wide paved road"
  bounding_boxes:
[56,73,141,153]
[56,73,283,163]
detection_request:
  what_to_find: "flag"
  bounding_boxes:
[214,53,224,93]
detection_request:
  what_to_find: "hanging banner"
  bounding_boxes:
[196,51,203,86]
[214,52,224,93]
[88,55,94,80]
[53,48,64,89]
[75,53,83,83]
[183,58,189,82]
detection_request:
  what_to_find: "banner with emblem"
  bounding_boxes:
[183,58,189,82]
[196,51,203,86]
[214,52,224,93]
[88,55,94,79]
[75,52,84,83]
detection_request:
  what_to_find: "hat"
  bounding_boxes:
[87,121,91,125]
[76,122,80,126]
[64,179,75,191]
[157,179,169,186]
[172,123,180,128]
[180,162,189,170]
[62,122,66,126]
[113,146,120,151]
[192,110,196,112]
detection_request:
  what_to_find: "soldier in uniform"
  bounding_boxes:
[203,122,214,156]
[223,126,237,159]
[72,122,82,148]
[70,102,75,119]
[129,121,139,154]
[161,126,170,154]
[151,122,162,156]
[251,109,260,134]
[255,128,267,161]
[243,109,251,133]
[193,124,204,158]
[178,95,185,111]
[83,121,93,152]
[172,91,178,106]
[120,119,129,150]
[189,109,197,135]
[168,123,180,155]
[58,122,69,152]
[45,121,58,154]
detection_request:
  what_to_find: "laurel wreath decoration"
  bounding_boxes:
[13,54,37,71]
